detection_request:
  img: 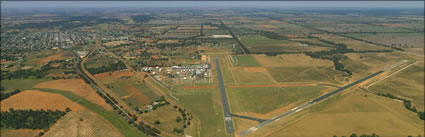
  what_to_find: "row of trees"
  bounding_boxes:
[377,93,424,120]
[0,89,21,101]
[333,133,380,137]
[1,108,69,129]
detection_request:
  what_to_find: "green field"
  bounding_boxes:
[230,55,260,67]
[228,86,325,114]
[34,88,146,137]
[1,78,51,93]
[173,88,232,137]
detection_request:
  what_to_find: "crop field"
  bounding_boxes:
[1,90,86,111]
[228,86,325,114]
[34,79,113,110]
[173,88,232,137]
[260,91,424,137]
[94,70,160,108]
[44,111,122,137]
[229,55,260,67]
[35,88,146,137]
[369,61,425,111]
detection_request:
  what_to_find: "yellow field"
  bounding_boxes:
[1,90,85,112]
[369,61,425,111]
[34,79,112,110]
[250,90,424,137]
[0,129,42,137]
[44,111,122,137]
[141,105,184,136]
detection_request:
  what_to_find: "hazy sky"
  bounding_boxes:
[2,1,424,9]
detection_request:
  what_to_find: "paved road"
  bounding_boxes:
[215,58,235,134]
[238,60,407,137]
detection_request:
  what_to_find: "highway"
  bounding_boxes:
[237,60,407,137]
[215,58,235,134]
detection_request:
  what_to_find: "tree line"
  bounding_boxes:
[1,108,69,129]
[377,93,424,120]
[0,89,21,101]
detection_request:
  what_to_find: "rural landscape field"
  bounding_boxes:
[1,1,424,137]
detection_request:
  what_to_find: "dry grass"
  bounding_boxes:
[44,111,122,137]
[123,85,152,104]
[34,79,112,110]
[259,91,424,137]
[0,129,42,137]
[254,54,333,68]
[1,90,85,111]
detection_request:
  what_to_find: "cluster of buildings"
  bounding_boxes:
[141,64,213,85]
[1,30,136,51]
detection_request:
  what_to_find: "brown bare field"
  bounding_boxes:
[123,85,152,104]
[254,54,333,68]
[1,129,42,137]
[31,52,65,64]
[256,91,424,137]
[34,79,112,110]
[1,90,85,111]
[44,111,122,137]
[243,67,266,72]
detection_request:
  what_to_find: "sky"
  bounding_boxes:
[2,1,424,9]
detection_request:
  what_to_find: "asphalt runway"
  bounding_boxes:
[215,58,235,134]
